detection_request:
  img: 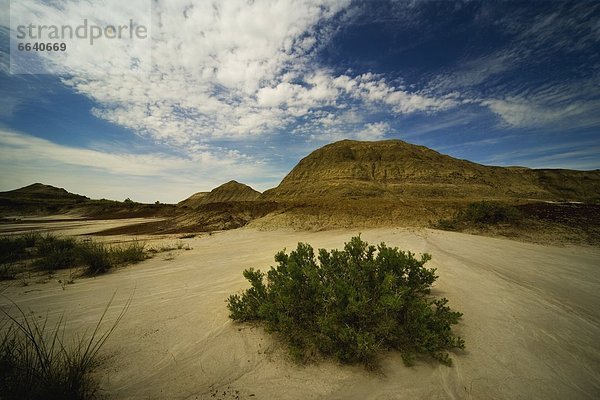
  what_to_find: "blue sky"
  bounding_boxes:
[1,0,599,203]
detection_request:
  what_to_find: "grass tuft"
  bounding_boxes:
[0,292,132,399]
[0,233,149,278]
[78,241,113,275]
[111,241,147,265]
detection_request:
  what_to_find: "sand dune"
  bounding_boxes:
[1,227,599,399]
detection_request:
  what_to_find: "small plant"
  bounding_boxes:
[227,236,464,367]
[153,241,189,253]
[0,292,132,399]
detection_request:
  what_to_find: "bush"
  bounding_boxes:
[0,293,131,400]
[459,201,521,225]
[227,236,464,366]
[435,201,522,231]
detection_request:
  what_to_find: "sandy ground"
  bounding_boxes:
[0,216,165,236]
[1,225,599,399]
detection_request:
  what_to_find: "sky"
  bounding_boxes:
[0,0,599,203]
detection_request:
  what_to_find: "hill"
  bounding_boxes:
[178,191,209,208]
[261,140,600,202]
[3,141,598,244]
[179,180,261,208]
[0,183,88,201]
[0,183,89,215]
[0,183,177,219]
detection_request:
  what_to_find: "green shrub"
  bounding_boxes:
[0,293,131,400]
[459,201,521,225]
[227,236,464,366]
[434,218,457,231]
[435,201,522,231]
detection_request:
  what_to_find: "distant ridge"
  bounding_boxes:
[0,183,88,201]
[261,139,600,202]
[179,180,261,208]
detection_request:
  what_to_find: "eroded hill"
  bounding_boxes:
[262,140,600,202]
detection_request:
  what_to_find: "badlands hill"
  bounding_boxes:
[0,183,177,219]
[179,180,261,208]
[0,183,88,202]
[262,140,600,202]
[2,140,599,242]
[0,183,89,215]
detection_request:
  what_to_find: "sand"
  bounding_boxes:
[0,216,165,236]
[1,226,599,399]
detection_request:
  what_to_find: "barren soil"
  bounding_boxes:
[1,219,599,399]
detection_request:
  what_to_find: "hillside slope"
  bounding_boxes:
[261,140,600,202]
[0,183,88,201]
[179,180,261,208]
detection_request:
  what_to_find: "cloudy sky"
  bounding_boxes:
[1,0,599,203]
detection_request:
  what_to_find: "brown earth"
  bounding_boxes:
[2,140,599,244]
[179,180,261,208]
[261,139,600,202]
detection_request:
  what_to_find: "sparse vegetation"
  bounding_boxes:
[78,241,113,275]
[36,235,79,271]
[111,240,146,264]
[0,293,131,400]
[149,241,191,253]
[0,233,147,278]
[0,264,17,280]
[227,236,464,367]
[436,201,522,231]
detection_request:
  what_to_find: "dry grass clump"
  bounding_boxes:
[0,293,132,399]
[0,233,147,279]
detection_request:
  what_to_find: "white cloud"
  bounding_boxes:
[358,122,391,140]
[6,0,458,147]
[482,80,600,129]
[482,99,550,128]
